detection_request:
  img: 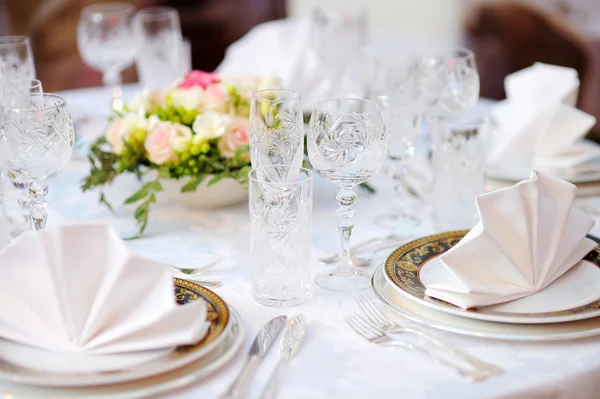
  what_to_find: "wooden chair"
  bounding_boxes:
[464,1,592,109]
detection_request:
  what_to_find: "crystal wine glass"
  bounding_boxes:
[0,79,43,234]
[308,98,387,292]
[418,48,480,118]
[0,36,35,88]
[250,89,304,182]
[77,3,137,112]
[134,6,184,90]
[2,94,75,230]
[374,94,421,232]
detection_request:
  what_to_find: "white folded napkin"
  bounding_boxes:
[489,63,598,169]
[422,171,596,309]
[0,224,210,354]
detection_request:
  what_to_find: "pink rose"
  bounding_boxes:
[218,118,250,160]
[177,70,220,90]
[202,83,229,112]
[144,117,192,165]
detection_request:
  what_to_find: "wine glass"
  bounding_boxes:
[134,6,184,89]
[418,48,480,118]
[308,98,387,292]
[77,3,137,112]
[0,79,43,234]
[374,94,422,232]
[2,94,75,230]
[0,36,35,87]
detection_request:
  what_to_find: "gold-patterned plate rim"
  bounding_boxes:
[173,278,230,353]
[384,231,600,320]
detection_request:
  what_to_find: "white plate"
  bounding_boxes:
[384,231,600,324]
[0,279,232,387]
[0,307,244,398]
[487,140,600,184]
[373,266,600,341]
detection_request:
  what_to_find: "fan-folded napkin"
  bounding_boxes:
[423,171,596,309]
[489,63,598,169]
[0,224,211,354]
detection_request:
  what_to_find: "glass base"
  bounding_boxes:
[314,268,371,292]
[374,212,420,234]
[252,292,311,308]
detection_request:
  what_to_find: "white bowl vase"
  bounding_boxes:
[160,177,248,209]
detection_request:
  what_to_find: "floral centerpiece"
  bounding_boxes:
[82,70,278,237]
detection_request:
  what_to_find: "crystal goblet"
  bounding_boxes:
[308,98,387,292]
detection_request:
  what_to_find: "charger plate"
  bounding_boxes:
[0,279,234,387]
[384,231,600,324]
[373,266,600,341]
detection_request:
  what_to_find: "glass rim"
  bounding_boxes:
[313,97,381,115]
[82,2,136,15]
[0,79,42,92]
[0,35,30,48]
[251,89,300,103]
[5,93,66,111]
[135,6,179,21]
[249,166,313,185]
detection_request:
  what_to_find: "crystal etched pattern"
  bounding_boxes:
[250,90,304,182]
[250,168,312,307]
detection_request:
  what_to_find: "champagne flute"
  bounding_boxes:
[307,98,387,292]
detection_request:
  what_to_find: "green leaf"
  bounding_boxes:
[123,181,163,204]
[181,175,206,192]
[98,192,115,215]
[207,174,225,187]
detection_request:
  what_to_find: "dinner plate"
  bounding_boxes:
[384,231,600,324]
[0,307,244,398]
[0,279,233,387]
[486,140,600,184]
[373,266,600,341]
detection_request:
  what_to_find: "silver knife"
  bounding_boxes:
[259,314,307,399]
[220,315,287,399]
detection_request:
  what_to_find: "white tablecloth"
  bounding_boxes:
[14,85,600,399]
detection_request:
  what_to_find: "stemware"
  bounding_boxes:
[2,94,75,230]
[0,36,35,87]
[250,89,304,182]
[77,3,137,112]
[374,94,421,232]
[0,79,43,234]
[134,6,184,89]
[418,48,480,118]
[308,98,387,292]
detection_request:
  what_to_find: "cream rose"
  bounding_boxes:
[144,118,192,165]
[105,114,148,154]
[192,111,228,139]
[170,87,203,110]
[201,83,229,113]
[218,117,250,159]
[129,89,167,115]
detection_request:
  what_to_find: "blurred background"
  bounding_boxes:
[1,0,600,127]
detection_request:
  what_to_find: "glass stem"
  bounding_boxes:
[18,187,31,230]
[29,181,48,231]
[0,169,9,246]
[102,70,122,113]
[336,186,357,275]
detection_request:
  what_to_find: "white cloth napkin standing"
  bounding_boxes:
[0,224,210,354]
[422,171,597,309]
[489,63,598,169]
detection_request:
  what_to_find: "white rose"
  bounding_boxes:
[128,89,167,115]
[105,113,148,154]
[192,111,228,139]
[170,87,203,110]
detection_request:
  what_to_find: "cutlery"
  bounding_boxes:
[259,314,307,399]
[344,313,490,382]
[170,257,220,276]
[319,240,403,265]
[220,315,288,399]
[355,295,503,376]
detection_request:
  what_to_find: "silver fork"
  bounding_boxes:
[344,313,490,382]
[355,295,504,376]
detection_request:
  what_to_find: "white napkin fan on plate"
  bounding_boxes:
[0,223,210,355]
[422,171,597,310]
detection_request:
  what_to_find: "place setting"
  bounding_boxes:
[3,2,600,398]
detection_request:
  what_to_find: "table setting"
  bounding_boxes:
[3,3,600,399]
